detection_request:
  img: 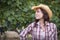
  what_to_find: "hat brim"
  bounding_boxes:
[31,6,41,10]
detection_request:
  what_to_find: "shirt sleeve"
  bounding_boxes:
[20,23,33,40]
[54,24,58,40]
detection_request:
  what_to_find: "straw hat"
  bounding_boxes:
[31,4,52,19]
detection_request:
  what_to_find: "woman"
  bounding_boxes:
[20,4,58,40]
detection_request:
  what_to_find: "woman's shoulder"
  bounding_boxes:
[50,22,56,25]
[49,22,56,26]
[28,22,35,27]
[49,22,57,29]
[30,22,35,24]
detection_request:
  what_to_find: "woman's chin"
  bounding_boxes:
[35,17,43,20]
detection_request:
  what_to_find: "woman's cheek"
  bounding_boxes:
[40,14,43,18]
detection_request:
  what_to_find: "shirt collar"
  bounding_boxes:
[37,21,50,26]
[45,22,50,26]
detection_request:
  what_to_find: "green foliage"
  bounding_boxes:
[0,0,60,30]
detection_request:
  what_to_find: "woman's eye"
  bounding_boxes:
[37,10,39,12]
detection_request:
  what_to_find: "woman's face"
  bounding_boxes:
[35,8,43,19]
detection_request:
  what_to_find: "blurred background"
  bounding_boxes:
[0,0,60,40]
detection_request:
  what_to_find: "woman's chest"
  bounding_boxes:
[31,27,45,36]
[31,26,55,37]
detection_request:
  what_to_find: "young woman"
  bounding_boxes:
[20,4,58,40]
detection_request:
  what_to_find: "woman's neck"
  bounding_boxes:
[39,18,46,32]
[39,18,44,26]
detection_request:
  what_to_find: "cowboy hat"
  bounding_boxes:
[31,4,52,19]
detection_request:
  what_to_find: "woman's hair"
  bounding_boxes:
[34,8,50,27]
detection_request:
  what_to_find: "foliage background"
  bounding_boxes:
[0,0,60,31]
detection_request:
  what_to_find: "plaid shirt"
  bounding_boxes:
[20,22,58,40]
